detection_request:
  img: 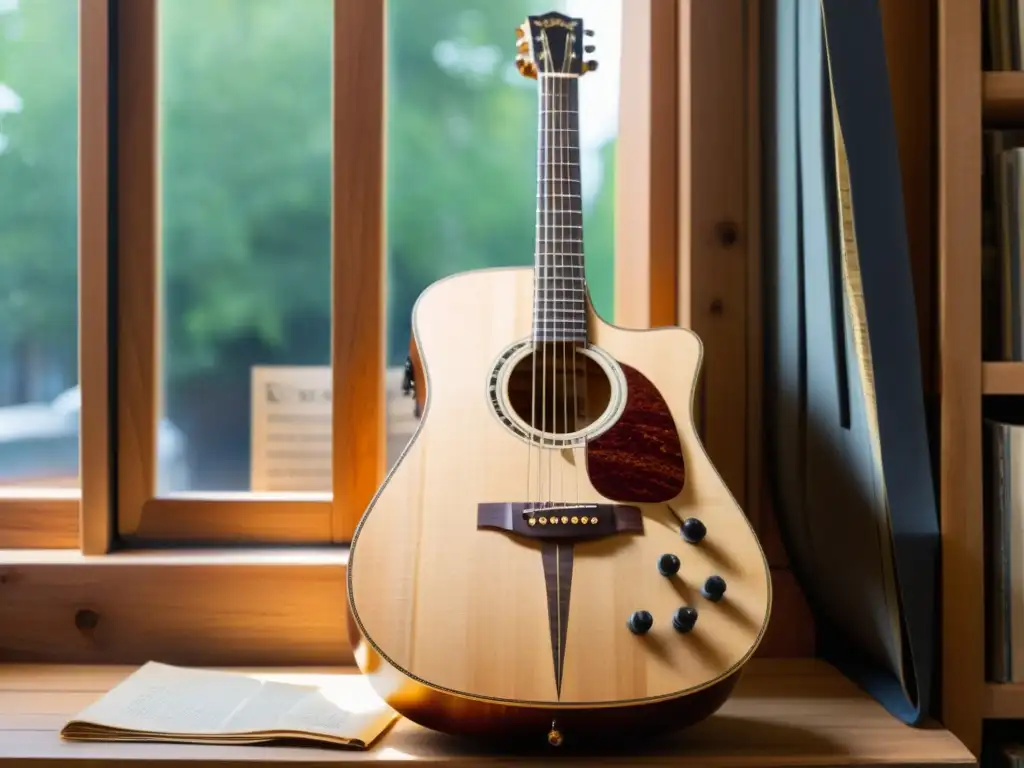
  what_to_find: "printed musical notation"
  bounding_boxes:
[250,365,420,492]
[250,366,332,493]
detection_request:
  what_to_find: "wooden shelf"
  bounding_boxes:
[984,681,1024,719]
[984,71,1024,124]
[983,362,1024,394]
[0,659,975,766]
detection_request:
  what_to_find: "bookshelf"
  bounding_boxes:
[981,63,1024,725]
[939,3,1024,753]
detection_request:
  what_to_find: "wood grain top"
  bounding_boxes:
[0,659,974,766]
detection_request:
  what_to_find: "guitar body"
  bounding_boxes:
[347,266,771,745]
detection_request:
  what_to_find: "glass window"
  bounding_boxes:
[0,0,80,490]
[154,0,620,491]
[384,0,621,468]
[157,0,333,494]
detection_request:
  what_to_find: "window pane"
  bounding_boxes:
[0,0,80,490]
[157,0,333,494]
[384,1,621,469]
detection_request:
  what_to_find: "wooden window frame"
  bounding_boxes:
[0,0,111,553]
[116,0,383,546]
[0,0,762,666]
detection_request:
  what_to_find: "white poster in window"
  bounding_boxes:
[250,366,332,493]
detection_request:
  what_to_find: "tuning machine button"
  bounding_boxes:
[681,517,707,544]
[702,575,727,602]
[672,606,698,633]
[627,610,654,635]
[657,553,680,577]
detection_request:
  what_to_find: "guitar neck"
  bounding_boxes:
[534,74,586,344]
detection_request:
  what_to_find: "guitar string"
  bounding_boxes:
[554,53,565,511]
[558,52,572,511]
[526,53,543,522]
[552,70,561,512]
[540,35,554,514]
[541,64,549,512]
[549,68,559,512]
[567,65,581,509]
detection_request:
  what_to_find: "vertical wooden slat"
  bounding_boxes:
[331,0,387,542]
[937,0,983,756]
[79,0,113,554]
[678,0,750,513]
[744,0,763,541]
[614,0,678,330]
[115,0,159,537]
[677,2,693,333]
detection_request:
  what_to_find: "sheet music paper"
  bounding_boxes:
[61,662,399,748]
[250,365,422,490]
[250,366,332,493]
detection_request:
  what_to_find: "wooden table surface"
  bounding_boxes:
[0,658,975,766]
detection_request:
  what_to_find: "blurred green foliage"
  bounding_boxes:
[0,0,616,487]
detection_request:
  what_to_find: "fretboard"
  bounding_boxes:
[533,75,585,343]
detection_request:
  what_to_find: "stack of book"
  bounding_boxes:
[987,0,1024,71]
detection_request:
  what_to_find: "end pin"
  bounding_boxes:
[548,721,564,747]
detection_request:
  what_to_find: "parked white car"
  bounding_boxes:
[0,385,191,492]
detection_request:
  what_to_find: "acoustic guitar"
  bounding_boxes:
[347,11,771,747]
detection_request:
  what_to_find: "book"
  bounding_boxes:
[60,661,399,749]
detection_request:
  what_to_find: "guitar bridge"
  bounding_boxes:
[477,501,643,542]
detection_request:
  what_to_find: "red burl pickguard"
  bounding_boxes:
[586,363,686,502]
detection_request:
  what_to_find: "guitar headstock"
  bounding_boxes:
[515,12,597,80]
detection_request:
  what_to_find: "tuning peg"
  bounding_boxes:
[515,56,537,80]
[584,45,596,53]
[584,29,595,36]
[583,60,599,73]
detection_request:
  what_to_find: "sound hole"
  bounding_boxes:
[505,343,612,436]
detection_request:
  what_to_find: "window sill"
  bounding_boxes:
[0,551,818,664]
[0,547,351,667]
[0,546,349,566]
[0,659,974,766]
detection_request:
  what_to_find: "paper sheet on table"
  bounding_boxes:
[61,662,398,749]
